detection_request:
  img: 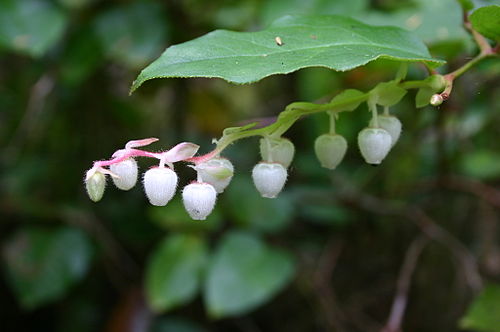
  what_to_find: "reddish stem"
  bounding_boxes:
[94,149,158,168]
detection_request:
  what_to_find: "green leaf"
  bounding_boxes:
[2,227,92,309]
[470,5,500,41]
[224,176,294,233]
[131,15,444,92]
[145,234,208,312]
[204,231,295,318]
[415,87,434,108]
[460,284,500,332]
[0,0,67,57]
[94,2,169,69]
[330,89,366,111]
[371,81,407,107]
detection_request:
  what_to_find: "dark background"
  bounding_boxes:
[1,0,499,331]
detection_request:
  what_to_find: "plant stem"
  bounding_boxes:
[369,101,379,128]
[329,111,336,135]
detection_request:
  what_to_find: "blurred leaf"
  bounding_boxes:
[204,231,295,318]
[458,0,475,10]
[360,0,469,46]
[150,317,208,332]
[57,0,94,10]
[212,0,258,29]
[2,227,92,309]
[60,28,103,85]
[300,203,352,226]
[259,0,368,25]
[145,234,208,312]
[0,0,67,57]
[224,176,294,233]
[470,5,500,41]
[131,15,444,92]
[460,284,500,332]
[94,1,169,69]
[460,149,500,179]
[149,197,222,233]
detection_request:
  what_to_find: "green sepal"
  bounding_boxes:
[370,81,407,107]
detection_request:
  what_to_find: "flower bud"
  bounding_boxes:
[370,115,402,147]
[252,162,288,198]
[196,158,234,193]
[85,170,106,202]
[110,158,138,190]
[314,134,348,170]
[259,137,295,168]
[358,128,392,165]
[430,94,443,106]
[182,182,217,220]
[143,167,178,206]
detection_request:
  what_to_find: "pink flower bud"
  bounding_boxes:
[252,162,288,198]
[358,128,392,165]
[110,158,138,190]
[143,167,178,206]
[196,158,234,193]
[182,182,217,220]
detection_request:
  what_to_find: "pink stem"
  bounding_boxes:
[186,149,219,164]
[94,149,158,168]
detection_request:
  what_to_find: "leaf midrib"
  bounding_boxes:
[153,42,435,68]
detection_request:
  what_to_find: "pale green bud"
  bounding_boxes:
[85,170,106,202]
[314,134,348,170]
[259,137,295,168]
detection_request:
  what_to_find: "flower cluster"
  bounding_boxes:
[313,108,402,169]
[84,138,231,220]
[85,107,402,220]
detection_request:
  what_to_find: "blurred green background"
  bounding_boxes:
[1,0,500,331]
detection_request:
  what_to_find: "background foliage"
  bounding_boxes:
[1,0,499,331]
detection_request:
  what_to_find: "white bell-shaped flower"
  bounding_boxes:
[370,115,402,147]
[196,158,234,193]
[182,182,217,220]
[110,158,138,190]
[143,167,178,206]
[358,128,392,165]
[314,134,348,170]
[252,162,288,198]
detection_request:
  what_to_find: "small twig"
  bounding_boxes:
[5,74,55,158]
[416,175,500,209]
[331,176,483,292]
[313,239,346,332]
[381,236,429,332]
[61,208,140,288]
[439,9,498,100]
